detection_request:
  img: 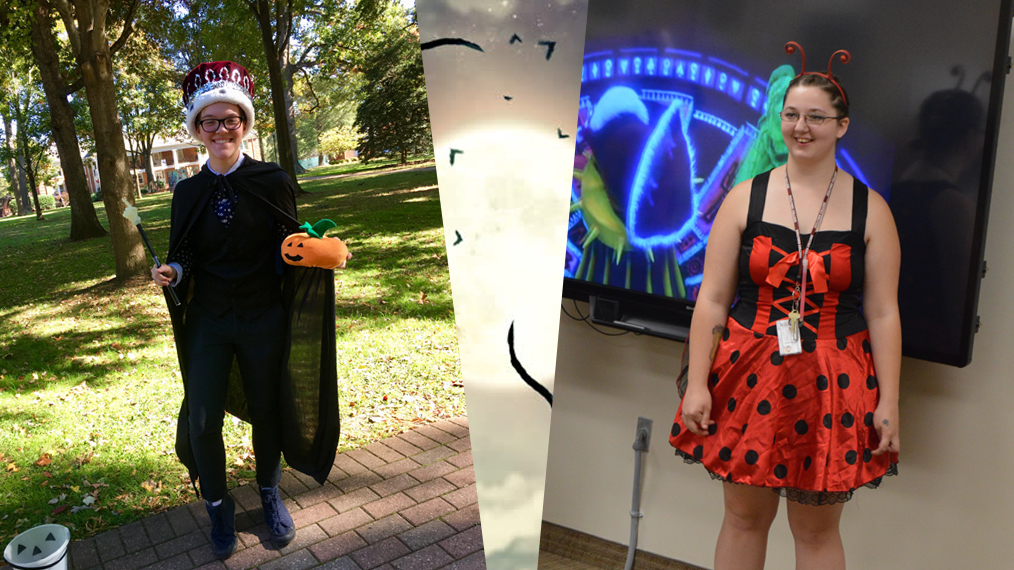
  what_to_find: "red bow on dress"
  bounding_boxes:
[766,250,829,293]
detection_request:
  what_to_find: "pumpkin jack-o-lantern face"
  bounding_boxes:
[283,240,305,263]
[281,219,350,269]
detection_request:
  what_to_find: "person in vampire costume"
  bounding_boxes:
[151,61,349,559]
[669,44,901,570]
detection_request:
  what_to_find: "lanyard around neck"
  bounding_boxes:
[783,165,837,320]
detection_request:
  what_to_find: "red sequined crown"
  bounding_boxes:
[182,61,255,111]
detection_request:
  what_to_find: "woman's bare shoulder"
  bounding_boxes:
[864,187,899,242]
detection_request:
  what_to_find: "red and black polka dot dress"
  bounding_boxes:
[669,169,898,505]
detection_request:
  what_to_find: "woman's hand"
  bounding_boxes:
[681,383,713,436]
[151,264,177,287]
[337,250,353,270]
[871,402,900,456]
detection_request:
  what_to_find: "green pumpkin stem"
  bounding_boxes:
[298,219,337,239]
[311,219,337,237]
[299,221,318,238]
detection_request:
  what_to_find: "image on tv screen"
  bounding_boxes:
[566,0,1010,366]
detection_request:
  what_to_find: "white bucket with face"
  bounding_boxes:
[2,524,70,570]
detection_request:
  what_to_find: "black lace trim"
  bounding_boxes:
[674,448,898,506]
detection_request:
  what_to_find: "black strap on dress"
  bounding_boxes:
[851,177,869,238]
[747,170,771,227]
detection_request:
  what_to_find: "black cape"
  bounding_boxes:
[163,156,339,493]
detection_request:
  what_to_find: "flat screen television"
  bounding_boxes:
[563,0,1013,367]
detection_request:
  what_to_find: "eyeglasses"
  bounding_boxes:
[779,111,842,125]
[198,116,244,133]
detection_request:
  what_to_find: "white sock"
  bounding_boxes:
[208,499,223,507]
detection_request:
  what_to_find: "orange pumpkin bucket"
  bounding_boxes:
[281,219,349,269]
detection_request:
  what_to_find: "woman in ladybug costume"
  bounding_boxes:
[669,43,900,570]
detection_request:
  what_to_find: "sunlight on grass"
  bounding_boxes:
[0,162,461,542]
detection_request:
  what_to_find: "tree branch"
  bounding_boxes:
[109,0,142,56]
[246,0,262,21]
[299,67,320,113]
[293,42,318,69]
[63,76,84,96]
[275,0,292,53]
[47,0,80,58]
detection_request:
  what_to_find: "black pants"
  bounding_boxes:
[185,302,285,502]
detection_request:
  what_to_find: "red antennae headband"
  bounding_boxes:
[784,42,851,105]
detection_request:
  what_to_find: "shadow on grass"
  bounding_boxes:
[0,322,165,393]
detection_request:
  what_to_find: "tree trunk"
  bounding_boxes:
[16,151,31,216]
[315,108,323,165]
[2,113,21,214]
[258,132,266,162]
[13,95,43,221]
[142,137,156,193]
[281,47,305,175]
[251,0,304,193]
[25,157,44,221]
[125,132,141,199]
[30,1,106,239]
[77,18,146,279]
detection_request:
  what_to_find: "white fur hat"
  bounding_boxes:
[182,61,255,142]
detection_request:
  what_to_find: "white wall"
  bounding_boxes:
[542,54,1014,570]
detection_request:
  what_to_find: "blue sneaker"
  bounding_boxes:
[205,495,237,559]
[260,485,296,547]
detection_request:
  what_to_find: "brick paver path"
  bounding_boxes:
[8,418,484,570]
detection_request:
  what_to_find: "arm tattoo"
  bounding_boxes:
[882,419,890,426]
[709,325,726,362]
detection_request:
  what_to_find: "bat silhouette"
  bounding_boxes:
[508,321,553,406]
[449,148,464,165]
[510,33,522,44]
[420,38,484,52]
[537,40,556,60]
[453,230,463,245]
[557,128,570,139]
[503,95,514,101]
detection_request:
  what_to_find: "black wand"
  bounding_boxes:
[123,200,181,306]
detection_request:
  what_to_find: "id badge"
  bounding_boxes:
[776,319,802,356]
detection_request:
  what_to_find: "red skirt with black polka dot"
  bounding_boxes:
[670,318,898,505]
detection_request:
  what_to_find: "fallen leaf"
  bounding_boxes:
[52,505,67,516]
[6,463,17,472]
[82,495,95,506]
[35,453,52,467]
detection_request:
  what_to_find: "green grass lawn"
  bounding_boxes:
[0,162,461,543]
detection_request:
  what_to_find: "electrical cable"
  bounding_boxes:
[568,299,632,336]
[561,298,588,321]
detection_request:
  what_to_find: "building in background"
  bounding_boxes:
[40,131,263,209]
